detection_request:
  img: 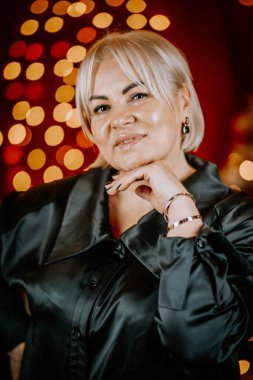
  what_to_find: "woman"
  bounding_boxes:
[1,30,253,380]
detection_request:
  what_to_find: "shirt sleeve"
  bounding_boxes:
[156,199,253,365]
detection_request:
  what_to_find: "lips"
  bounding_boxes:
[115,134,145,149]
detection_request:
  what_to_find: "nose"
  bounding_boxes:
[110,111,136,129]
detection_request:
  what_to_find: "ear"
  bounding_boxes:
[179,84,191,113]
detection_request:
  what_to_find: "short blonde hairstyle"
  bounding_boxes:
[75,29,204,154]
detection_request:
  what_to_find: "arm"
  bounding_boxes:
[156,197,253,364]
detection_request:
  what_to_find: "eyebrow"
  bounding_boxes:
[89,82,140,101]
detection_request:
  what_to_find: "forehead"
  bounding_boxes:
[91,59,137,94]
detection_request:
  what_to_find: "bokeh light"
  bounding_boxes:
[13,171,32,191]
[26,62,45,80]
[92,12,113,28]
[126,14,147,29]
[26,106,45,126]
[5,82,25,100]
[105,0,125,6]
[53,102,73,122]
[43,165,63,182]
[54,59,73,77]
[20,19,39,36]
[239,360,251,375]
[12,101,30,121]
[3,62,22,80]
[9,41,27,58]
[149,14,170,31]
[66,45,86,63]
[239,160,253,181]
[27,148,46,170]
[8,124,27,145]
[55,84,75,102]
[126,0,147,13]
[25,43,44,61]
[44,125,65,146]
[67,2,87,17]
[64,148,84,170]
[44,17,64,33]
[66,108,81,128]
[52,1,71,15]
[30,0,49,14]
[76,26,97,43]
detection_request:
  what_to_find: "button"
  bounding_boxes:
[114,241,126,260]
[73,327,81,339]
[88,278,99,289]
[196,238,206,249]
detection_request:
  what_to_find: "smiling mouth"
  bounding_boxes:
[115,134,145,150]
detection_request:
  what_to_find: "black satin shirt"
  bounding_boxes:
[0,155,253,380]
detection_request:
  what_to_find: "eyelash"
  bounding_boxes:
[92,92,149,114]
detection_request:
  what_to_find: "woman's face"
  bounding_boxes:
[89,59,189,172]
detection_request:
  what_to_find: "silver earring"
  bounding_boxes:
[182,117,190,134]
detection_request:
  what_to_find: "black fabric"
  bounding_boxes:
[0,155,253,380]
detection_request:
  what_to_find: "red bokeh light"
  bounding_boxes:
[25,43,44,60]
[50,41,71,58]
[5,82,25,100]
[9,40,27,57]
[24,82,44,101]
[3,145,23,165]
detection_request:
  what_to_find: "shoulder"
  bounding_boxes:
[0,169,102,231]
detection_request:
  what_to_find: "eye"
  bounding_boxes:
[93,104,110,114]
[131,92,149,101]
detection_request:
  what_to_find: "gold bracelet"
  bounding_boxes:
[167,214,202,230]
[163,192,195,223]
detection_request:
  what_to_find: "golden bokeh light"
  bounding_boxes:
[55,84,75,102]
[64,148,84,170]
[63,67,79,85]
[80,0,95,14]
[0,131,4,146]
[239,160,253,181]
[13,171,32,191]
[8,124,27,145]
[12,101,30,121]
[30,0,49,14]
[44,17,64,33]
[26,62,45,81]
[43,165,63,183]
[66,45,86,63]
[149,14,170,31]
[3,62,22,80]
[126,14,147,29]
[44,125,65,146]
[20,19,39,36]
[53,1,71,15]
[26,106,45,126]
[92,12,114,28]
[53,102,73,122]
[54,59,73,77]
[67,2,86,17]
[126,0,147,13]
[27,148,46,170]
[66,108,81,128]
[239,360,250,375]
[105,0,125,6]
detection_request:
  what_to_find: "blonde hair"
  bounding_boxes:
[75,29,204,158]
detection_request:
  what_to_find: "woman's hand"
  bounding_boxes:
[8,342,25,380]
[105,161,187,214]
[105,161,203,237]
